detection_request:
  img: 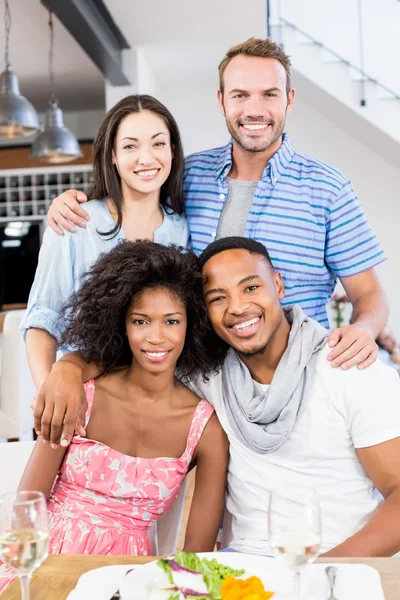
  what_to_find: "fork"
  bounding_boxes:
[325,566,338,600]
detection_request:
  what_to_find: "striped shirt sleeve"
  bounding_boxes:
[324,181,386,277]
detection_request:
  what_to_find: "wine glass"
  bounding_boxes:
[0,491,49,600]
[268,487,321,598]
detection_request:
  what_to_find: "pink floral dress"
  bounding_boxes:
[0,380,214,592]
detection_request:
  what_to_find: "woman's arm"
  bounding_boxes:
[18,438,67,500]
[26,328,58,390]
[21,225,77,389]
[183,412,229,552]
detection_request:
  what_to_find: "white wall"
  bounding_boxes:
[286,98,400,336]
[270,0,400,145]
[274,0,400,95]
[157,86,227,155]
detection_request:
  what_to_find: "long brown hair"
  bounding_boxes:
[88,95,185,238]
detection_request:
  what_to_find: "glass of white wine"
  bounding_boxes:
[0,491,49,600]
[268,487,321,598]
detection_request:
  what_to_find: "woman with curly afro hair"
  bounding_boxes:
[14,241,228,570]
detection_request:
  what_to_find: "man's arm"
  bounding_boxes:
[47,189,89,235]
[34,352,101,447]
[26,328,57,390]
[323,437,400,557]
[327,268,388,370]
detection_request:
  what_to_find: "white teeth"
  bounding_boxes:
[145,351,168,358]
[232,317,259,330]
[243,124,267,130]
[135,169,159,178]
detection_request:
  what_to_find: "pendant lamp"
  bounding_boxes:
[30,11,82,163]
[0,0,40,138]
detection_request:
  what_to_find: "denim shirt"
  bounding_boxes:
[20,199,190,350]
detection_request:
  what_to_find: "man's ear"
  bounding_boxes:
[285,88,296,117]
[275,271,285,300]
[217,89,225,117]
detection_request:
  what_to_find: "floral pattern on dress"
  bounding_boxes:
[0,380,214,592]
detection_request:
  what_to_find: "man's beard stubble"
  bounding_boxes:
[226,115,286,154]
[238,342,269,358]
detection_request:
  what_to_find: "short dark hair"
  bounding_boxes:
[89,95,184,238]
[61,241,225,381]
[198,236,275,270]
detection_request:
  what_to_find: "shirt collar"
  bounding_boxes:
[215,139,233,181]
[215,133,295,186]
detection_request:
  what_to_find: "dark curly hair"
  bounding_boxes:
[60,241,225,381]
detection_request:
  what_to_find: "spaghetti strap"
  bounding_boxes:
[83,379,96,425]
[184,400,214,460]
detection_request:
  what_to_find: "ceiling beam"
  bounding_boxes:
[40,0,131,86]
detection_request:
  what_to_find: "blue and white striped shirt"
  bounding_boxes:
[183,134,385,328]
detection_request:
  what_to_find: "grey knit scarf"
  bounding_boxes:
[221,305,329,453]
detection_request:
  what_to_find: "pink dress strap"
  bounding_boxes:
[83,379,96,426]
[183,400,214,461]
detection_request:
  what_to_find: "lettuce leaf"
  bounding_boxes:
[157,559,174,584]
[174,552,203,572]
[157,552,241,600]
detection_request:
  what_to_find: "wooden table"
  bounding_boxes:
[2,555,400,599]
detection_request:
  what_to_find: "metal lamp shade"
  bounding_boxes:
[30,102,82,164]
[0,66,40,138]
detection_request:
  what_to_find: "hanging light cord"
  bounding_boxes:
[4,0,11,68]
[48,11,58,105]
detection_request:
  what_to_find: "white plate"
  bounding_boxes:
[119,552,385,600]
[66,564,137,600]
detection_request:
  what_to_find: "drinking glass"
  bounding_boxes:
[268,487,321,598]
[0,491,49,600]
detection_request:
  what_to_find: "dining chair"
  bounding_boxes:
[0,310,35,441]
[0,440,35,495]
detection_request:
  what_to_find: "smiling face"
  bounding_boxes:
[113,109,173,199]
[125,287,187,375]
[218,55,295,154]
[202,249,288,357]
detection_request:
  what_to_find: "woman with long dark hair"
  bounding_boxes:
[21,95,190,391]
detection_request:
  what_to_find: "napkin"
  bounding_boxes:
[66,564,137,600]
[299,563,384,599]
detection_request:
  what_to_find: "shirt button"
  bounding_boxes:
[219,193,225,199]
[211,232,216,238]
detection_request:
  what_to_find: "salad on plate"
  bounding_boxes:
[153,552,274,600]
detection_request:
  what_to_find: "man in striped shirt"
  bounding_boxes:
[47,38,388,372]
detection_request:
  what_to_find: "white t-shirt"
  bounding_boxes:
[192,344,400,554]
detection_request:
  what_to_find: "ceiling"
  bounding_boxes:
[104,0,266,88]
[1,0,105,112]
[1,0,266,114]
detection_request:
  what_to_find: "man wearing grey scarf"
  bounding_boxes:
[221,304,328,454]
[196,236,400,558]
